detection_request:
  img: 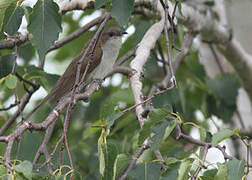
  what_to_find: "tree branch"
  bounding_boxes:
[59,0,95,14]
[0,86,39,136]
[129,0,165,127]
[48,14,108,52]
[0,33,30,49]
[119,138,151,180]
[1,81,100,171]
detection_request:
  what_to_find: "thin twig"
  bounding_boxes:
[122,83,175,113]
[215,145,235,161]
[2,81,100,172]
[33,120,56,173]
[12,46,24,119]
[79,14,111,85]
[235,110,245,130]
[11,45,18,74]
[59,143,64,167]
[34,15,111,172]
[107,66,133,77]
[0,102,19,111]
[162,0,176,86]
[15,72,38,89]
[0,86,39,136]
[160,0,179,50]
[54,13,111,177]
[0,33,29,49]
[0,15,107,53]
[119,138,151,180]
[209,44,225,74]
[16,136,22,160]
[241,139,250,175]
[36,135,64,172]
[154,150,167,170]
[48,15,107,52]
[176,125,211,147]
[191,145,209,180]
[156,40,167,75]
[172,0,179,22]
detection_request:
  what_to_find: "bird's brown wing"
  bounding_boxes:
[51,43,103,103]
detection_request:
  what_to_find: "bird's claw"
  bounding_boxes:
[92,79,104,85]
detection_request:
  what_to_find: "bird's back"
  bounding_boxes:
[50,41,103,103]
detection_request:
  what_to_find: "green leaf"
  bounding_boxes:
[13,160,33,180]
[98,128,106,176]
[23,6,33,24]
[110,88,134,104]
[128,162,161,180]
[0,0,17,9]
[204,1,215,6]
[111,113,135,134]
[111,0,134,26]
[0,165,7,177]
[3,3,24,35]
[200,169,218,180]
[151,121,171,150]
[114,154,131,178]
[178,158,193,180]
[206,74,240,106]
[95,0,110,9]
[82,119,103,140]
[24,65,59,91]
[102,142,118,180]
[205,94,235,123]
[27,0,62,59]
[138,108,170,146]
[153,90,178,110]
[177,50,206,84]
[102,104,123,134]
[160,161,181,179]
[227,160,245,180]
[150,108,171,123]
[4,74,18,89]
[18,43,35,64]
[177,1,183,16]
[0,8,6,31]
[163,120,177,140]
[188,86,206,110]
[214,163,228,180]
[212,129,239,146]
[0,54,14,78]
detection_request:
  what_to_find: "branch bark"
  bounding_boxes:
[129,0,166,127]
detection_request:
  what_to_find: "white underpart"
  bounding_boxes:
[91,36,122,80]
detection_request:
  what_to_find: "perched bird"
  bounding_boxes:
[25,26,126,119]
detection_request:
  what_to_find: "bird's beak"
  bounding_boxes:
[120,31,128,36]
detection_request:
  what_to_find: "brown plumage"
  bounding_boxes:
[25,26,125,120]
[51,26,124,102]
[50,38,103,103]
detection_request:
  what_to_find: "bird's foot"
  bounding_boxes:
[92,79,104,85]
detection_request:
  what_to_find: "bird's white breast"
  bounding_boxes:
[91,37,122,80]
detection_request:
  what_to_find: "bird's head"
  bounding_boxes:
[100,26,127,49]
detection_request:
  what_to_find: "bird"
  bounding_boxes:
[25,26,127,120]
